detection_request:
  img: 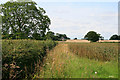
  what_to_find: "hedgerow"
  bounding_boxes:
[2,40,57,79]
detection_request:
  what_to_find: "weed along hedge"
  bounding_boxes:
[2,40,57,79]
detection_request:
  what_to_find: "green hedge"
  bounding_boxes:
[2,40,57,79]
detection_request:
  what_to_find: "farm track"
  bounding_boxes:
[37,43,82,78]
[36,43,118,78]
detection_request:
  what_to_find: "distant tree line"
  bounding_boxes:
[80,31,119,42]
[109,34,120,40]
[46,31,70,41]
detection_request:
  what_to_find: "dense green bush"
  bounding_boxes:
[2,40,57,79]
[45,39,57,50]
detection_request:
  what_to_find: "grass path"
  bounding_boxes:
[34,43,118,78]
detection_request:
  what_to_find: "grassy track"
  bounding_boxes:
[34,43,118,78]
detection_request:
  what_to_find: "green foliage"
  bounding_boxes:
[45,31,70,41]
[0,4,1,25]
[55,33,70,41]
[46,31,55,40]
[84,31,101,42]
[1,1,70,40]
[0,14,1,25]
[2,40,57,79]
[45,39,57,50]
[74,38,77,40]
[1,1,50,39]
[109,34,120,40]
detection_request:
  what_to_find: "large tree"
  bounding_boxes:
[0,5,1,27]
[1,1,50,39]
[84,31,101,42]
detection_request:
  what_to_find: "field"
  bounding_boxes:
[2,40,119,79]
[35,42,118,78]
[66,40,120,43]
[68,43,118,61]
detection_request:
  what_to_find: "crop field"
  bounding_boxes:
[2,40,119,79]
[68,43,118,61]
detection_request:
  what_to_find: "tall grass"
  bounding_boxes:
[38,43,118,78]
[68,43,118,61]
[2,39,57,79]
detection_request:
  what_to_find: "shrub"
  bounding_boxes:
[2,40,57,79]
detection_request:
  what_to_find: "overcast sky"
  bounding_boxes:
[0,0,119,39]
[0,0,119,3]
[38,2,118,39]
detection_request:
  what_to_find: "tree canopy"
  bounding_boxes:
[84,31,101,42]
[46,31,55,40]
[74,38,77,40]
[46,31,70,41]
[0,5,1,26]
[109,34,120,40]
[1,1,51,39]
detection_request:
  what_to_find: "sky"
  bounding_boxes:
[1,0,119,3]
[38,2,118,39]
[0,0,119,39]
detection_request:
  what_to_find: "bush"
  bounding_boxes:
[45,39,57,50]
[2,40,57,79]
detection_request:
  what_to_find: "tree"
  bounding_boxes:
[0,14,1,26]
[55,33,70,41]
[84,31,101,42]
[1,1,50,39]
[46,31,55,40]
[99,36,104,40]
[118,35,120,40]
[0,14,1,30]
[109,34,120,40]
[74,38,77,40]
[0,5,1,27]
